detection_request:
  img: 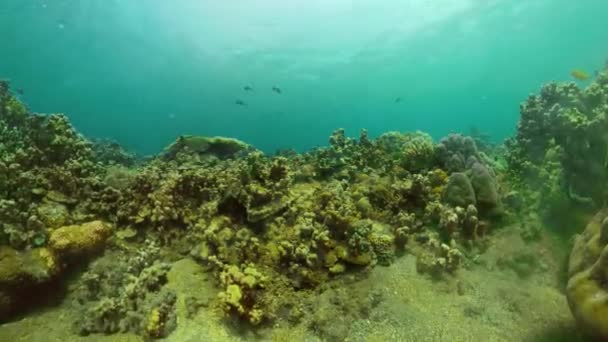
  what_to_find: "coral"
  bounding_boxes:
[470,162,502,215]
[162,135,254,161]
[400,131,436,172]
[91,138,138,166]
[433,133,502,220]
[48,220,112,258]
[0,83,105,250]
[443,172,476,207]
[0,87,510,330]
[566,209,608,340]
[72,245,177,338]
[507,73,608,212]
[36,201,70,229]
[369,233,395,266]
[432,202,482,241]
[103,165,138,191]
[415,237,463,276]
[436,133,480,172]
[217,264,268,325]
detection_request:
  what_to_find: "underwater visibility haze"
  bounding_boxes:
[2,0,608,341]
[2,0,608,153]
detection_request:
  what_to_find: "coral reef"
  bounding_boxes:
[443,172,476,207]
[0,81,106,250]
[0,220,112,321]
[72,241,177,338]
[507,72,608,214]
[0,83,510,336]
[217,264,268,325]
[437,133,502,217]
[91,138,138,166]
[110,128,504,326]
[567,209,608,340]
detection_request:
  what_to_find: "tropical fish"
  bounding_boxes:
[571,69,590,81]
[272,86,282,94]
[243,86,253,91]
[235,99,247,106]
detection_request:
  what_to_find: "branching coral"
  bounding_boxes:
[72,242,177,337]
[507,73,608,213]
[0,83,106,250]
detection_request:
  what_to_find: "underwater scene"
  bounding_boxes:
[2,0,608,341]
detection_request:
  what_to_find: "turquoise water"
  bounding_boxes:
[1,0,607,154]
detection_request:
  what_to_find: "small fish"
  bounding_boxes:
[395,97,402,103]
[571,69,590,81]
[17,88,24,95]
[272,86,282,94]
[235,99,247,106]
[243,86,253,91]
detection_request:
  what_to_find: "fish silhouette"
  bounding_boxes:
[272,86,282,94]
[395,97,402,103]
[243,86,253,91]
[17,88,24,95]
[235,99,247,106]
[571,69,590,81]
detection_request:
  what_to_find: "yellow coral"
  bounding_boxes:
[431,186,444,196]
[223,284,244,313]
[48,220,112,257]
[34,248,59,275]
[216,264,270,325]
[145,308,163,338]
[567,210,608,339]
[429,168,449,185]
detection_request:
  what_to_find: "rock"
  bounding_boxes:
[0,246,60,321]
[443,172,476,207]
[0,290,12,320]
[0,246,60,287]
[49,220,112,258]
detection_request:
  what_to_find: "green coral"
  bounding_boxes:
[507,74,608,214]
[401,131,436,172]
